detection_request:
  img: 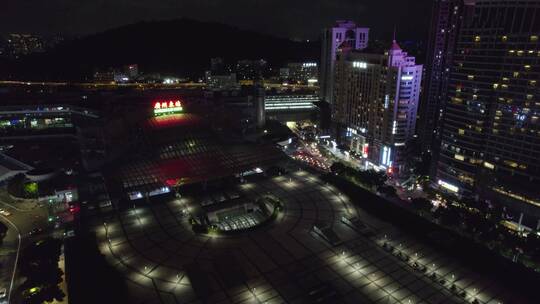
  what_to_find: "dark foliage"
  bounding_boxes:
[65,232,129,304]
[330,162,387,188]
[19,238,64,304]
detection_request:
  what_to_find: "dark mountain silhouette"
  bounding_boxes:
[2,19,320,81]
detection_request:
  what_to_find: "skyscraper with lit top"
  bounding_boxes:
[320,21,369,105]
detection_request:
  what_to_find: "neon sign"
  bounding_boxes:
[153,100,183,116]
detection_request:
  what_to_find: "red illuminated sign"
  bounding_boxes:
[362,144,369,158]
[153,100,183,116]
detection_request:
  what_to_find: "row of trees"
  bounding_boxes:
[330,162,387,188]
[328,158,540,268]
[411,196,540,266]
[19,238,65,304]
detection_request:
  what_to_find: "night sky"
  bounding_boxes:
[2,0,431,40]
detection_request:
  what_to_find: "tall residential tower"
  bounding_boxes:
[333,41,423,174]
[436,0,540,217]
[320,21,369,105]
[418,0,465,159]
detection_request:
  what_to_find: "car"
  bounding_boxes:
[0,287,6,298]
[0,209,11,217]
[29,228,43,236]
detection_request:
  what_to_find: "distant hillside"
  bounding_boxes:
[3,19,320,81]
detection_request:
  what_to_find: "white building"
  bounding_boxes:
[320,21,369,105]
[333,40,423,175]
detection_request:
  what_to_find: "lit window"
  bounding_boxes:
[524,65,531,70]
[438,180,459,193]
[503,160,518,168]
[493,83,499,89]
[501,36,508,42]
[531,35,538,42]
[458,129,465,135]
[455,154,465,161]
[484,162,495,170]
[467,75,474,80]
[474,36,481,42]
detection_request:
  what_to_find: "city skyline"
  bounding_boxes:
[0,1,539,303]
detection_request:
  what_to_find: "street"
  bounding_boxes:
[0,191,49,304]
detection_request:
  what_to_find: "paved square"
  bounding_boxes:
[90,171,520,303]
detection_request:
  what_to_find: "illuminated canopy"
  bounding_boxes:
[153,100,183,115]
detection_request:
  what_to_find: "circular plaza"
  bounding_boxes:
[90,171,513,304]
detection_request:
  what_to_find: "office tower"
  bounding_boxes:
[436,0,540,216]
[279,68,290,81]
[211,57,226,74]
[320,21,369,104]
[125,64,139,78]
[333,40,423,174]
[286,62,318,84]
[236,59,268,81]
[418,0,465,159]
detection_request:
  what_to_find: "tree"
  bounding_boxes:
[7,174,39,199]
[378,185,397,197]
[20,238,65,304]
[435,205,461,226]
[411,198,432,211]
[330,162,346,174]
[0,222,7,245]
[24,182,39,198]
[7,173,26,198]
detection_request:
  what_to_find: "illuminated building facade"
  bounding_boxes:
[205,72,237,89]
[6,33,44,57]
[418,0,465,164]
[0,105,99,136]
[436,0,540,216]
[236,59,268,81]
[264,95,319,112]
[285,62,319,84]
[333,41,422,174]
[320,21,369,104]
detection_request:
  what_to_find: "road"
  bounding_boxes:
[0,193,49,304]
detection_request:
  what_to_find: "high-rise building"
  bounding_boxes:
[236,59,268,81]
[333,40,423,174]
[283,62,318,84]
[418,0,465,159]
[210,57,226,75]
[436,0,540,217]
[125,64,139,78]
[320,21,369,104]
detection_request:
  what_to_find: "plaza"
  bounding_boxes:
[89,171,519,304]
